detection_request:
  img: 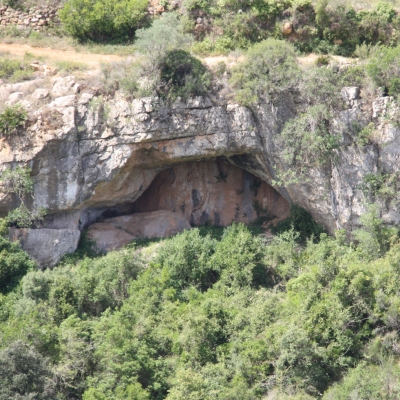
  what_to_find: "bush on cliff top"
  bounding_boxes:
[230,39,299,105]
[159,49,211,100]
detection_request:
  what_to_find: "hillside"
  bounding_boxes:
[1,1,400,399]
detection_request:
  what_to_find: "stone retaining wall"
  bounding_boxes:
[0,5,60,31]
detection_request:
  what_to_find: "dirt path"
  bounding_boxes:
[0,42,356,70]
[0,42,124,68]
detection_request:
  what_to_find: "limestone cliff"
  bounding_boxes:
[1,76,399,265]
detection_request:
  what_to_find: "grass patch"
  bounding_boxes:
[0,57,34,82]
[55,60,88,72]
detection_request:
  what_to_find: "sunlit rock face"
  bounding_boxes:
[3,76,400,265]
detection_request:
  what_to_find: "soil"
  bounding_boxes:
[0,42,123,68]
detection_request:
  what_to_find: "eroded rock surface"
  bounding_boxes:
[87,210,190,252]
[133,160,290,226]
[9,227,80,268]
[2,76,400,265]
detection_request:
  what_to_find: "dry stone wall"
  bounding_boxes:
[0,5,60,31]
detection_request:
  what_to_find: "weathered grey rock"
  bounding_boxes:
[8,91,24,104]
[2,75,400,263]
[32,88,49,99]
[87,210,191,252]
[9,228,80,267]
[51,76,76,97]
[341,86,360,101]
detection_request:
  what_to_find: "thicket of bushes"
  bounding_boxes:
[1,210,400,399]
[59,0,148,42]
[54,0,400,56]
[175,0,400,55]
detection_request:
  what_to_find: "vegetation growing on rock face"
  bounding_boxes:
[0,105,27,136]
[0,166,46,228]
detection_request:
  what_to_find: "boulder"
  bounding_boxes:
[9,228,81,268]
[32,88,49,99]
[8,92,24,104]
[87,210,191,252]
[51,76,76,97]
[282,22,293,35]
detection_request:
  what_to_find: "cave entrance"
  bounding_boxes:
[131,159,290,227]
[87,158,291,252]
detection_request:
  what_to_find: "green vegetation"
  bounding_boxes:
[159,49,211,99]
[59,0,148,42]
[55,60,88,73]
[0,57,34,83]
[272,205,325,241]
[0,166,46,228]
[230,39,299,105]
[0,105,27,137]
[366,45,400,96]
[100,13,208,99]
[0,213,400,398]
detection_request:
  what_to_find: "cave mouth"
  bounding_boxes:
[129,158,290,227]
[86,159,291,252]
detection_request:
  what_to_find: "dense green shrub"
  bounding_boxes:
[0,340,51,400]
[0,236,36,294]
[59,0,148,42]
[101,14,194,96]
[159,49,211,100]
[272,205,325,241]
[3,216,400,398]
[155,228,217,292]
[135,13,193,83]
[230,39,299,105]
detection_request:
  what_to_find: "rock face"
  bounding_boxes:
[133,160,290,226]
[2,76,400,265]
[9,228,80,268]
[87,210,191,252]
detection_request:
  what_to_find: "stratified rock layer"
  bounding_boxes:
[2,76,400,265]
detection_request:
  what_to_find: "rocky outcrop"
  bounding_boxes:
[9,227,80,268]
[87,210,191,252]
[2,76,400,265]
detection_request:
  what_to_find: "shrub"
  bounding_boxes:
[135,13,193,84]
[353,203,397,260]
[0,340,51,400]
[0,166,47,228]
[101,13,193,96]
[0,57,34,82]
[230,39,299,106]
[272,205,325,242]
[366,45,400,95]
[159,49,211,100]
[0,105,27,136]
[155,228,217,292]
[59,0,148,42]
[0,236,36,294]
[280,104,339,174]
